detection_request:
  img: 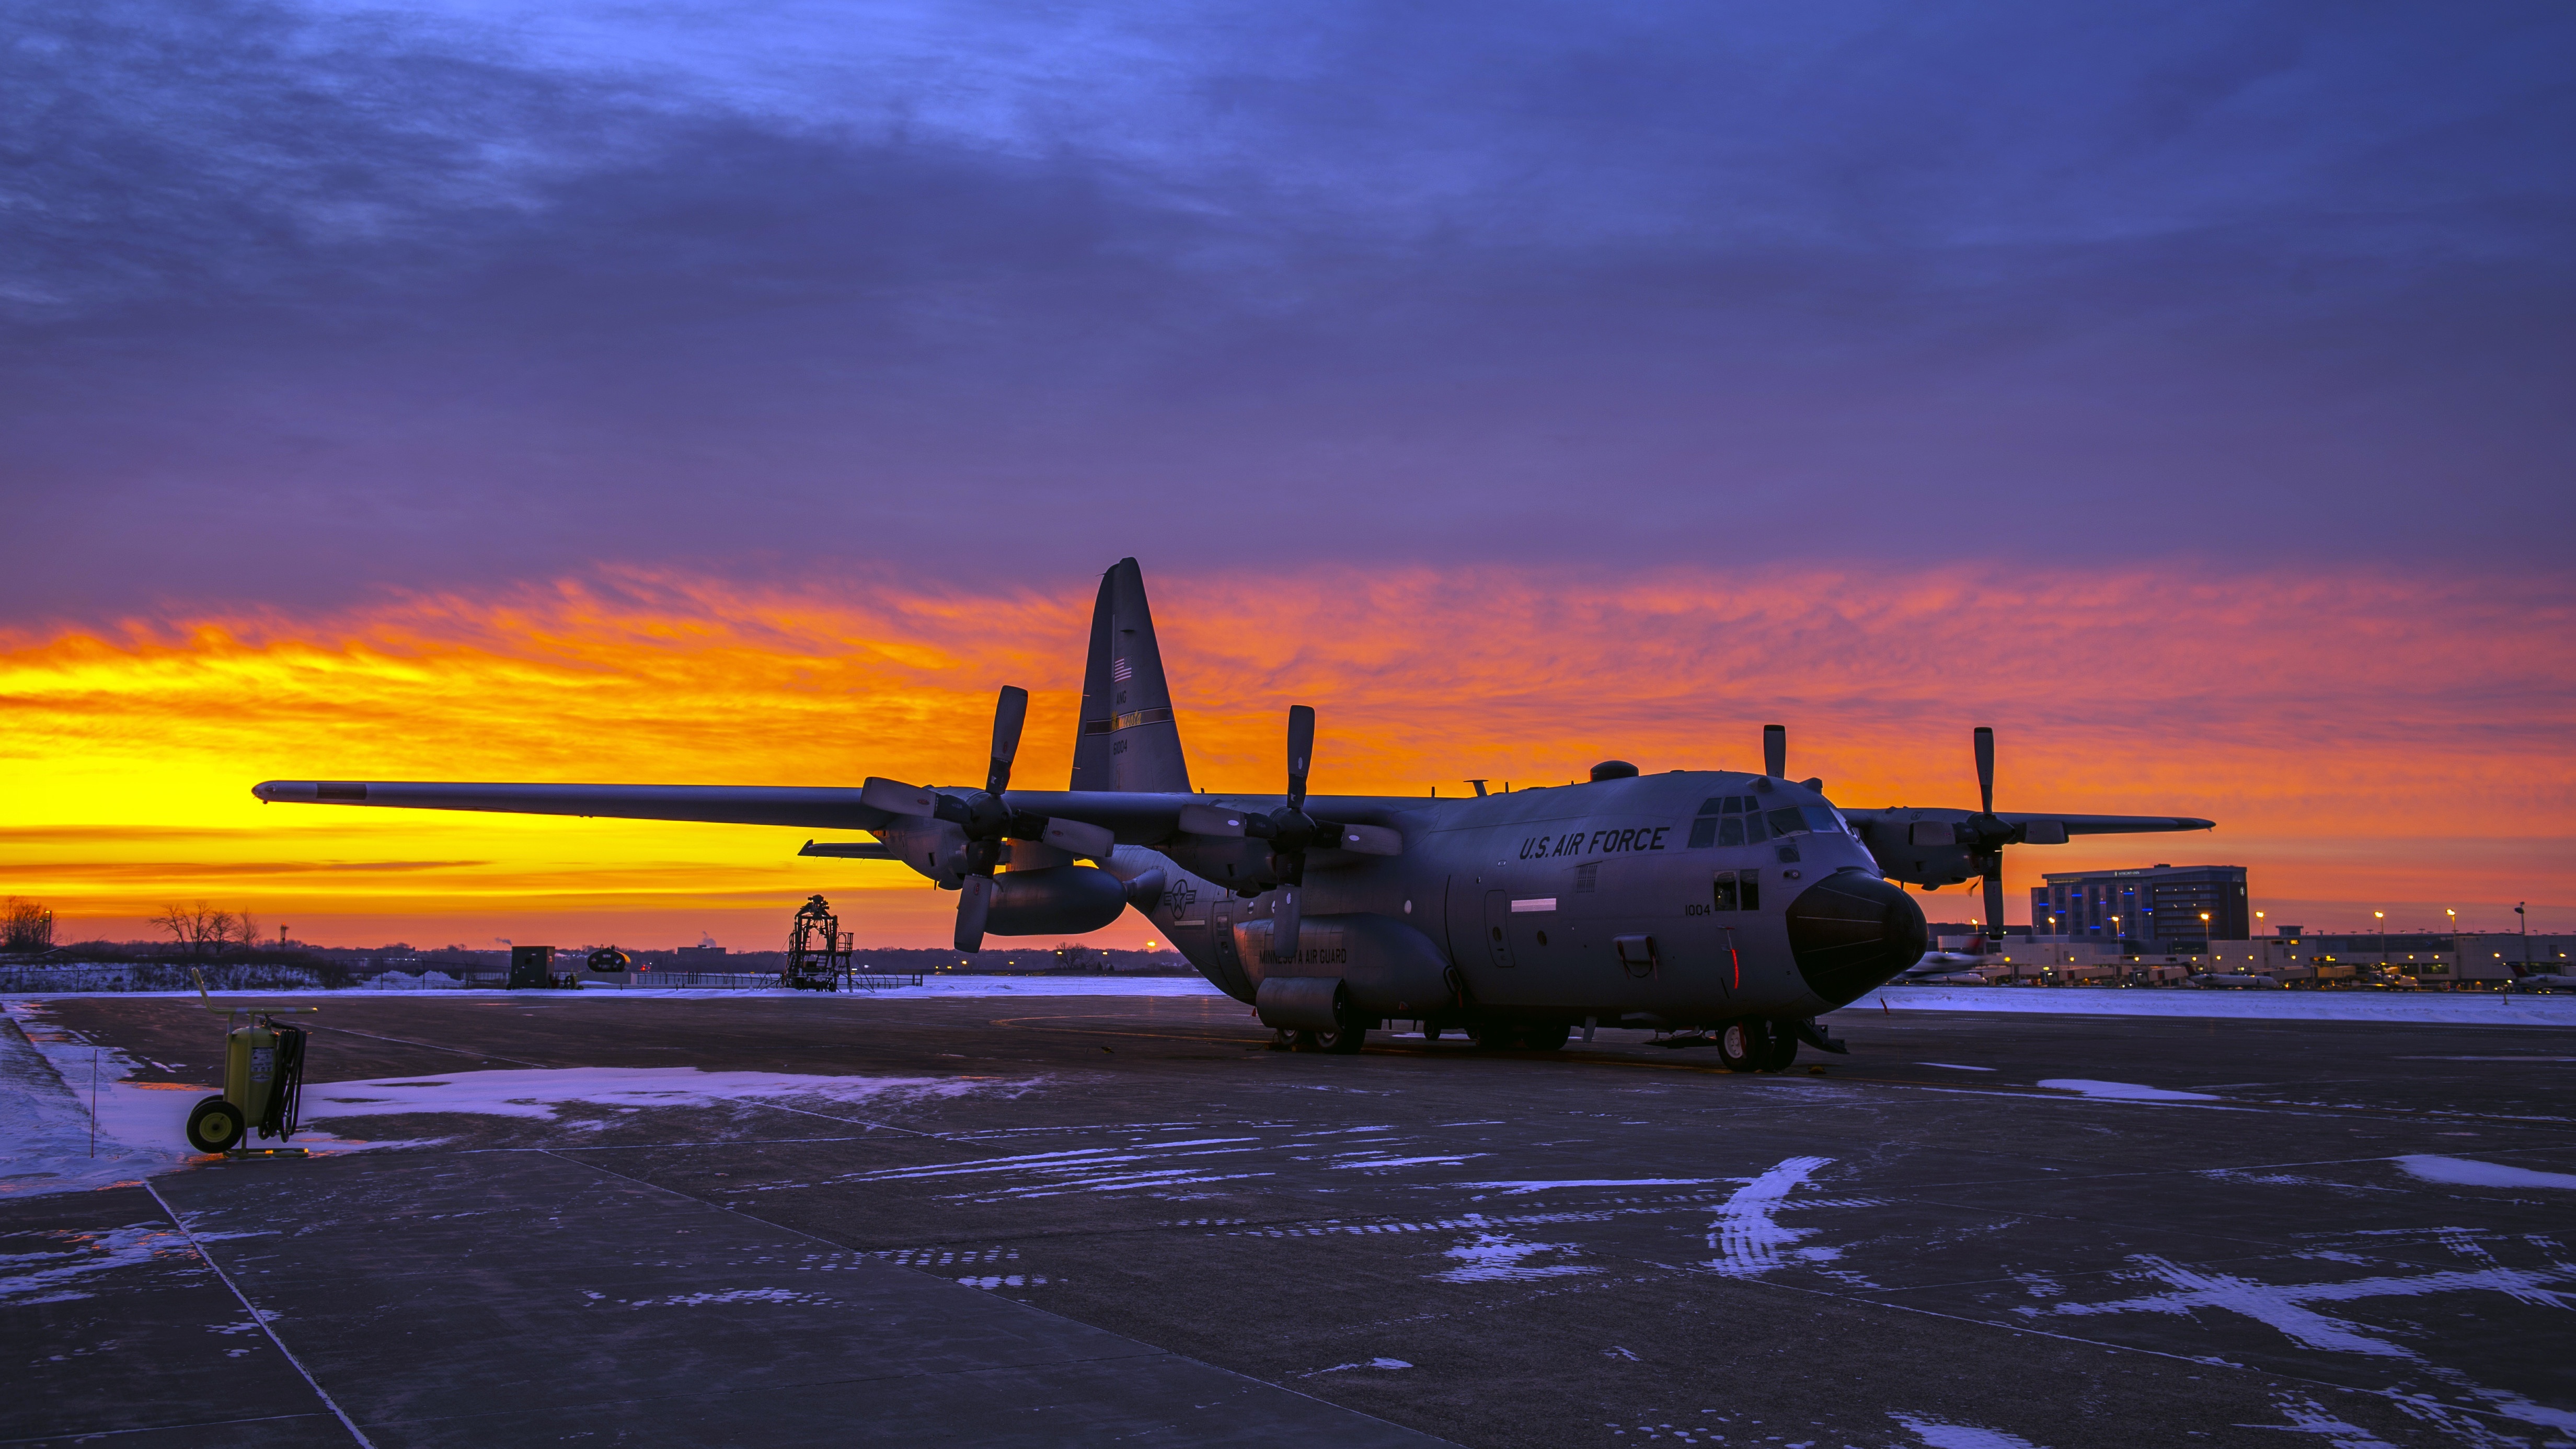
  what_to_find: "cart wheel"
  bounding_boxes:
[186,1096,245,1153]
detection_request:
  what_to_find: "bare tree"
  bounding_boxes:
[2,898,54,953]
[149,901,224,958]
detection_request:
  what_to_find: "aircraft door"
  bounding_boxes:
[1212,895,1243,979]
[1481,890,1516,970]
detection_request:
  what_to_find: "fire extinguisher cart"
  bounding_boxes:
[183,970,318,1154]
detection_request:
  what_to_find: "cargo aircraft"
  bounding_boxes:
[254,560,2212,1072]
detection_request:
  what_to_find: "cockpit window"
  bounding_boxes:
[1801,806,1844,835]
[1692,795,1768,847]
[1766,807,1807,838]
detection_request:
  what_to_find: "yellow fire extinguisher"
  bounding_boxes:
[185,970,318,1154]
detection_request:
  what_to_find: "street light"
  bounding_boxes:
[2376,910,2387,974]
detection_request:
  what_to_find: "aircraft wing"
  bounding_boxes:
[250,780,898,832]
[248,781,1424,845]
[1838,807,2213,840]
[1999,811,2212,836]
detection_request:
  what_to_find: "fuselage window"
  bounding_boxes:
[1712,869,1761,910]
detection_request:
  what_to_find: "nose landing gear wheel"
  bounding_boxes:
[186,1096,245,1153]
[1758,1022,1799,1073]
[1717,1021,1760,1073]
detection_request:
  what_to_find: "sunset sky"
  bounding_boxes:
[5,3,2571,949]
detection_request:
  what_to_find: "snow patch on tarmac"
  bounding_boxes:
[2037,1079,2219,1102]
[1889,1412,2049,1447]
[300,1066,992,1123]
[1855,986,2576,1026]
[1706,1155,1836,1276]
[1,1003,410,1199]
[2395,1156,2576,1191]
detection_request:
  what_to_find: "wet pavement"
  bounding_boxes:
[6,991,2573,1447]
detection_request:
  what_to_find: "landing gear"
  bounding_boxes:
[1271,1027,1315,1052]
[1717,1020,1799,1073]
[1718,1021,1760,1073]
[1313,1017,1367,1054]
[1759,1022,1799,1073]
[186,1096,245,1153]
[1420,1022,1444,1042]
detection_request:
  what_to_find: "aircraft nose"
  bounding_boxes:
[1786,869,1928,1007]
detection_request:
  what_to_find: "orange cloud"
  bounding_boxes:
[4,565,2568,947]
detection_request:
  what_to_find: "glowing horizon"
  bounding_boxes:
[4,562,2569,950]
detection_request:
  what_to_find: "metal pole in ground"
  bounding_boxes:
[89,1046,99,1157]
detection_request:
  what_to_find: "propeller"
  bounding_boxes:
[1174,704,1402,961]
[860,685,1119,952]
[1764,723,1786,779]
[1963,726,2008,941]
[1272,705,1318,960]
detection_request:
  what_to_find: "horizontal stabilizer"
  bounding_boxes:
[799,839,895,859]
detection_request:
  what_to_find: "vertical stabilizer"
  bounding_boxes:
[1070,558,1193,793]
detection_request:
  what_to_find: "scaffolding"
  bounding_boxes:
[784,895,854,991]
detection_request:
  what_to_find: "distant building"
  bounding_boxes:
[2031,864,2248,950]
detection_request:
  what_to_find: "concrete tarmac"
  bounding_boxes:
[6,992,2573,1448]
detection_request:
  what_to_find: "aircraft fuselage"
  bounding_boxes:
[1068,769,1923,1031]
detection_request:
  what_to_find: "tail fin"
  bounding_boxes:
[1070,558,1193,792]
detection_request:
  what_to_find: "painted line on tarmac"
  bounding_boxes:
[145,1181,377,1448]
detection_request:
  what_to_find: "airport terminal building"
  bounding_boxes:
[2032,864,2248,951]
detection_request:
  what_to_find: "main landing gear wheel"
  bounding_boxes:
[1271,1027,1316,1052]
[186,1096,245,1153]
[1313,1018,1367,1054]
[1717,1021,1760,1073]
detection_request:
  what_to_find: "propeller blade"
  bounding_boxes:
[987,686,1029,795]
[1974,726,1995,815]
[1272,887,1301,963]
[1333,823,1402,856]
[861,777,941,816]
[954,873,993,953]
[1285,705,1315,812]
[1177,802,1248,837]
[1982,873,2006,943]
[1039,816,1114,858]
[1764,724,1786,779]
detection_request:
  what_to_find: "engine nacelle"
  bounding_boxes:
[1842,810,1981,889]
[985,865,1129,937]
[875,819,969,887]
